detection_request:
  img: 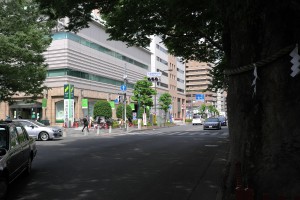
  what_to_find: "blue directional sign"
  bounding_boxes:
[195,94,205,102]
[114,98,119,104]
[120,85,127,92]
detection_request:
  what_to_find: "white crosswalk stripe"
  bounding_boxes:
[119,130,229,137]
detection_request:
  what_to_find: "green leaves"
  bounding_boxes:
[0,0,54,102]
[158,93,172,113]
[93,100,112,119]
[132,77,156,108]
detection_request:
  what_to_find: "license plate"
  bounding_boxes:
[209,126,212,128]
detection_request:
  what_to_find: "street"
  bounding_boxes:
[7,125,229,200]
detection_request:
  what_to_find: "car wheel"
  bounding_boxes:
[0,174,8,199]
[39,132,49,141]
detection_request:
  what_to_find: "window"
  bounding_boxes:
[53,32,149,69]
[16,126,28,143]
[9,126,19,148]
[0,128,8,149]
[56,101,64,123]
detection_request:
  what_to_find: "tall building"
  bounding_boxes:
[0,20,151,125]
[185,61,227,117]
[149,36,186,121]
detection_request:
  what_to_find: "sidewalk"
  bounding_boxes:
[63,124,178,138]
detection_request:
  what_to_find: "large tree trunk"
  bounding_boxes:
[223,0,300,198]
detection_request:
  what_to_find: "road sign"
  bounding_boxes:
[147,72,162,77]
[195,94,205,102]
[120,84,127,91]
[114,98,119,104]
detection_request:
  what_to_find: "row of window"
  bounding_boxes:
[47,68,134,89]
[177,78,184,83]
[156,56,168,66]
[52,32,149,69]
[156,44,168,54]
[177,68,184,74]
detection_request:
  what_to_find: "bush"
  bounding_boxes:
[93,100,112,119]
[116,104,133,119]
[185,119,192,122]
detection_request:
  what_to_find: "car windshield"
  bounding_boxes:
[30,120,46,127]
[193,115,201,119]
[206,118,219,122]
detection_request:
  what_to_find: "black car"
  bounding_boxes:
[0,120,37,199]
[217,116,227,126]
[203,118,222,130]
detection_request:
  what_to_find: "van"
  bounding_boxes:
[192,115,202,125]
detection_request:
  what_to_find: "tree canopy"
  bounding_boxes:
[131,77,156,108]
[0,0,55,102]
[158,93,172,122]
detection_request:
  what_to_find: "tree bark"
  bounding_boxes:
[223,0,300,198]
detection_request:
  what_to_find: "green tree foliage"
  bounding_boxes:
[132,77,156,108]
[93,100,112,119]
[199,104,206,118]
[116,104,133,120]
[158,93,172,123]
[207,105,219,117]
[0,0,55,102]
[137,106,150,119]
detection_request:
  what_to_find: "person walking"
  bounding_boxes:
[82,116,89,132]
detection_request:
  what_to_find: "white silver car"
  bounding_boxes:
[13,119,62,141]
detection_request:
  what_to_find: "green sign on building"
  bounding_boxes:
[82,99,88,109]
[42,98,47,108]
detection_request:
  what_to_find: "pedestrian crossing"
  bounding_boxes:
[117,130,229,137]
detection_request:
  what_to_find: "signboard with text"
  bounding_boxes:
[64,84,74,127]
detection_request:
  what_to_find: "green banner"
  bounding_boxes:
[130,103,135,110]
[42,98,47,108]
[64,84,74,99]
[82,99,88,109]
[109,101,115,109]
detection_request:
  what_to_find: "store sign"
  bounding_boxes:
[82,99,88,109]
[42,98,47,108]
[64,84,75,127]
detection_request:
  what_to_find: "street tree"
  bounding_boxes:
[199,104,206,118]
[0,0,55,102]
[93,100,112,119]
[116,104,133,120]
[37,0,300,197]
[158,93,172,124]
[131,77,157,112]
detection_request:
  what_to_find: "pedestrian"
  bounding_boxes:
[82,116,89,132]
[89,116,94,128]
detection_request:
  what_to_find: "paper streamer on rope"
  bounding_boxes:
[290,44,300,77]
[252,65,259,97]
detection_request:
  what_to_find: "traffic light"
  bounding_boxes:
[147,77,159,82]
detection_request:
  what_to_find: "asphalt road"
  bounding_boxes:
[7,125,229,200]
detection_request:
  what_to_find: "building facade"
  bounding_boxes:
[149,36,186,121]
[0,21,151,125]
[185,60,227,118]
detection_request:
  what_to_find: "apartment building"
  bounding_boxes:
[185,61,226,117]
[0,20,151,125]
[149,36,186,121]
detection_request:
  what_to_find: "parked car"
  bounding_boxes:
[217,116,227,126]
[203,118,222,130]
[0,120,37,199]
[13,119,62,141]
[192,115,203,125]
